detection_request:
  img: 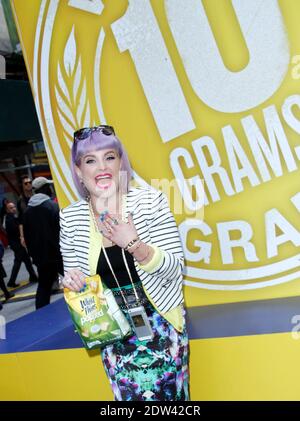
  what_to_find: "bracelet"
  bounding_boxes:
[125,237,140,251]
[135,244,151,264]
[127,239,142,254]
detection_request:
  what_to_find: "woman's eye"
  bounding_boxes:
[107,156,115,160]
[85,159,95,164]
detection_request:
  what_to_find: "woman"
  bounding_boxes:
[60,125,189,401]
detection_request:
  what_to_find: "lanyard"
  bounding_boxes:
[89,202,141,308]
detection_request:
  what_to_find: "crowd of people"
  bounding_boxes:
[0,175,63,311]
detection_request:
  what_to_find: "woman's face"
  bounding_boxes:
[76,148,121,200]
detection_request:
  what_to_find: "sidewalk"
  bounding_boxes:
[0,247,63,323]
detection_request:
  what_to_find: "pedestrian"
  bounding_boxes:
[23,177,63,309]
[17,175,33,248]
[5,201,38,288]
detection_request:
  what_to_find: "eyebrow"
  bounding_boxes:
[83,150,116,159]
[83,154,96,159]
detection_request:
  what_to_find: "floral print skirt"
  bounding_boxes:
[100,284,189,401]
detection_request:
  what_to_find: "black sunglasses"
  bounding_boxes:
[24,181,32,185]
[74,125,115,141]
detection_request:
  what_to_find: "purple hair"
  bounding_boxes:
[70,131,133,199]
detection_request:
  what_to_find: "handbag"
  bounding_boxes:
[64,274,132,349]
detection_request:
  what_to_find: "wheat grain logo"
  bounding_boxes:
[55,26,91,146]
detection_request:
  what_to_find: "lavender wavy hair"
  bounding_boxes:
[70,130,133,199]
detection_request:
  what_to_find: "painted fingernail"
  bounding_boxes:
[100,211,108,218]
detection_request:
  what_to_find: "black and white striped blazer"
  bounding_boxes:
[59,186,184,313]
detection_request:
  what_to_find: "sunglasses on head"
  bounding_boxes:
[74,125,115,141]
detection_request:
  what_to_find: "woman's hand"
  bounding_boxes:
[99,213,138,248]
[61,268,86,292]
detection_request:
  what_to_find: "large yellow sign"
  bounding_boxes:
[11,0,300,307]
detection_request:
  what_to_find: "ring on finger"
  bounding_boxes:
[103,221,113,231]
[65,279,72,286]
[103,224,112,234]
[105,219,114,227]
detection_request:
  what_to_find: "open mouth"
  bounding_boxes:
[95,173,113,190]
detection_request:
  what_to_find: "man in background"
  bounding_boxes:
[17,175,33,248]
[5,201,38,288]
[23,177,63,309]
[17,175,33,217]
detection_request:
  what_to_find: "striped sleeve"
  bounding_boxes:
[59,208,79,274]
[144,192,184,279]
[139,191,184,312]
[138,244,164,273]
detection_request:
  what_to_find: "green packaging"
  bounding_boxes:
[64,274,131,349]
